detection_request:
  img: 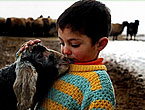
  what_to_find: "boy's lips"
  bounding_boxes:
[68,58,81,64]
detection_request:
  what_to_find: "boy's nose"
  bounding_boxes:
[62,46,71,55]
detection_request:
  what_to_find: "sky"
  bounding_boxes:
[0,0,145,34]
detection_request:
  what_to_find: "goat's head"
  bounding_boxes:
[13,43,69,110]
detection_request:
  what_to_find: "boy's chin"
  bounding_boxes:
[68,58,78,64]
[68,58,90,64]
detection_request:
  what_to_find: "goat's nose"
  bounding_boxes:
[63,57,69,62]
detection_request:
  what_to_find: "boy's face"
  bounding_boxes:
[58,28,101,63]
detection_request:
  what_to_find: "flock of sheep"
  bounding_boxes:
[0,15,139,40]
[110,20,139,40]
[0,15,57,37]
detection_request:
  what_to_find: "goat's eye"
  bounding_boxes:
[37,53,43,59]
[49,54,54,60]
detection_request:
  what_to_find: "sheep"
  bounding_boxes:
[0,43,69,110]
[110,21,128,40]
[0,16,58,37]
[5,17,27,36]
[126,20,139,40]
[26,17,34,36]
[32,17,44,37]
[0,17,6,36]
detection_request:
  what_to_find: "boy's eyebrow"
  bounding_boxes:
[69,39,82,42]
[58,37,82,42]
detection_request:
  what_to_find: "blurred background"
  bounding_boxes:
[0,0,145,110]
[0,0,145,35]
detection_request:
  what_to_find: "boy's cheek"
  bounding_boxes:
[73,52,84,61]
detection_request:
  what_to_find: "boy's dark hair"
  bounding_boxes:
[57,0,111,45]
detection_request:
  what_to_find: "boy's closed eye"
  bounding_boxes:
[71,44,80,48]
[60,42,81,48]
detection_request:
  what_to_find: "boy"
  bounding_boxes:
[19,0,116,109]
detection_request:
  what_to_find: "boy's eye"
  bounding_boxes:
[71,44,80,48]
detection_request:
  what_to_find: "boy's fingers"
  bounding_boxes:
[19,44,29,52]
[24,45,29,49]
[19,47,25,53]
[19,43,29,53]
[33,39,41,44]
[19,39,41,53]
[27,39,41,46]
[26,40,33,46]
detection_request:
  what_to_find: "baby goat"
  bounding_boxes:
[0,44,69,110]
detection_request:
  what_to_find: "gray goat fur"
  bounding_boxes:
[0,43,69,110]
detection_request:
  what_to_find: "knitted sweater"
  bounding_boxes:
[39,64,116,110]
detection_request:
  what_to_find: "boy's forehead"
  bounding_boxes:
[58,27,82,37]
[58,27,71,33]
[58,27,92,43]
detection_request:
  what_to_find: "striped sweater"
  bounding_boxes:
[39,64,116,110]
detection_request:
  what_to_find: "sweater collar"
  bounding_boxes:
[69,64,107,72]
[74,58,104,65]
[69,58,107,72]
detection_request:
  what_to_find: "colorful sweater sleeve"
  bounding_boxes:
[81,70,116,110]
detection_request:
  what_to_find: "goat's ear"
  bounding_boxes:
[13,62,38,110]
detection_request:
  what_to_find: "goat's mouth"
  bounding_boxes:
[56,62,69,75]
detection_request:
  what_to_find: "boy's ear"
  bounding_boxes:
[97,37,108,51]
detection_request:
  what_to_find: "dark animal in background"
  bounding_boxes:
[0,17,6,36]
[5,17,26,36]
[26,17,34,36]
[43,17,51,37]
[48,19,57,37]
[32,17,44,37]
[110,21,128,40]
[0,16,57,37]
[32,16,57,37]
[0,44,69,110]
[126,20,139,40]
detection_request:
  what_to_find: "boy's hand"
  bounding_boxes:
[19,39,41,52]
[16,39,41,60]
